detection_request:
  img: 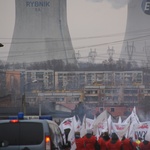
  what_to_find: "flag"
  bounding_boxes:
[131,107,140,124]
[118,116,122,124]
[80,114,87,137]
[73,115,81,132]
[86,118,94,130]
[68,116,77,150]
[107,115,113,134]
[59,117,73,143]
[112,122,130,140]
[123,107,140,139]
[145,123,150,141]
[93,110,108,135]
[59,117,72,134]
[94,110,108,126]
[133,122,150,141]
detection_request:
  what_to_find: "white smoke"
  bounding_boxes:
[87,0,130,9]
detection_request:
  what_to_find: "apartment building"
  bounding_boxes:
[55,71,143,90]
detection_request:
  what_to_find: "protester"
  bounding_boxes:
[139,139,150,150]
[82,129,98,150]
[74,131,85,150]
[102,131,110,142]
[59,108,150,150]
[135,137,142,150]
[129,137,139,150]
[121,135,135,150]
[97,131,110,150]
[106,132,123,150]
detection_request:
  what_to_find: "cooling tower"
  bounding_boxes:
[120,0,150,66]
[7,0,76,64]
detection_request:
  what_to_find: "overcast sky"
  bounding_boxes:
[0,0,127,62]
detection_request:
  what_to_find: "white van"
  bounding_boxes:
[0,116,67,150]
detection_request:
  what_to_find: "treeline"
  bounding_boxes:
[0,59,145,71]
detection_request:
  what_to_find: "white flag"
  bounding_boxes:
[73,116,81,132]
[107,115,113,134]
[145,123,150,141]
[80,115,87,137]
[68,116,77,150]
[59,117,72,134]
[118,116,122,124]
[94,110,108,126]
[93,110,108,135]
[86,118,94,130]
[112,122,130,140]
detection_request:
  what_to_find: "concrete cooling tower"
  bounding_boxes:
[120,0,150,66]
[7,0,76,64]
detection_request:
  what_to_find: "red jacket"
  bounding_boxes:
[122,138,135,150]
[75,137,85,150]
[132,141,138,150]
[106,139,123,150]
[139,141,150,150]
[83,135,97,150]
[97,137,107,150]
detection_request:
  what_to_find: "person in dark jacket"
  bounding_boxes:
[74,131,85,150]
[121,135,135,150]
[82,129,97,150]
[139,140,150,150]
[106,132,123,150]
[97,131,110,150]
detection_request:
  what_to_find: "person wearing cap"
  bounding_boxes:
[106,132,123,150]
[82,129,97,150]
[74,131,85,150]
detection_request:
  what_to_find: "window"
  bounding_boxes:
[100,107,103,111]
[0,122,43,146]
[110,108,115,112]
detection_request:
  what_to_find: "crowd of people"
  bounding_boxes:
[72,130,150,150]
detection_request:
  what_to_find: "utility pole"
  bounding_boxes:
[75,50,81,61]
[125,41,135,63]
[143,41,150,67]
[107,46,115,64]
[88,48,97,64]
[22,93,26,115]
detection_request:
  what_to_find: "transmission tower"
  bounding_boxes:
[125,41,135,63]
[88,48,97,64]
[143,42,150,67]
[75,51,81,61]
[107,46,115,63]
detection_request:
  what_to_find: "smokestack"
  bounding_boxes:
[120,0,150,66]
[88,0,130,8]
[7,0,76,65]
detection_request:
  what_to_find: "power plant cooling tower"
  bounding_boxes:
[120,0,150,66]
[7,0,76,64]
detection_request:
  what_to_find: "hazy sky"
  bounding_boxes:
[0,0,127,62]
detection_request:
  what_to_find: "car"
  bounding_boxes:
[0,113,68,150]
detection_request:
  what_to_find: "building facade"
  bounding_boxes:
[1,69,147,117]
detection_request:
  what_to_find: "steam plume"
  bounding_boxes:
[87,0,130,9]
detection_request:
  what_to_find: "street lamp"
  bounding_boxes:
[0,43,4,47]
